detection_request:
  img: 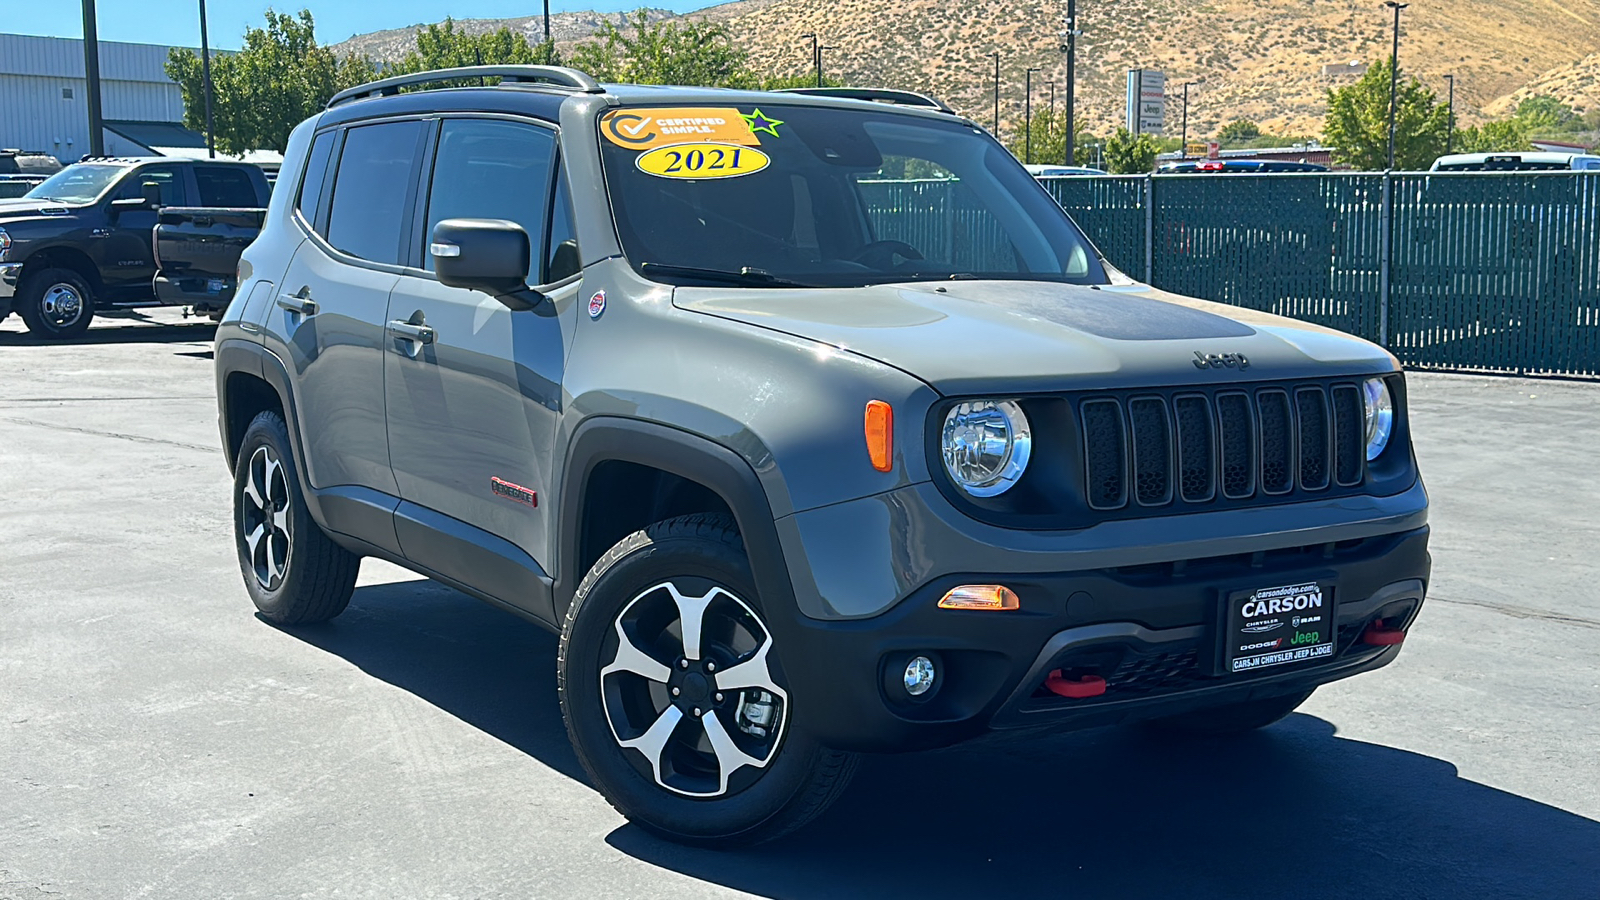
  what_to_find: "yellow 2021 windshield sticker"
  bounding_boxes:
[601,108,760,149]
[636,143,770,179]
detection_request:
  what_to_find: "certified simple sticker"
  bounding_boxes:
[635,143,770,180]
[600,108,761,149]
[588,290,606,319]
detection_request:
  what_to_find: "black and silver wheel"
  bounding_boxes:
[232,410,360,625]
[1147,688,1315,737]
[560,514,856,846]
[18,267,95,339]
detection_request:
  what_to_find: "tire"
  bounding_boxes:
[1147,688,1315,737]
[559,513,857,847]
[232,410,360,625]
[18,267,95,340]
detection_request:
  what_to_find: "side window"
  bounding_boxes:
[546,160,579,282]
[115,166,183,205]
[327,120,424,265]
[424,118,556,280]
[194,166,257,207]
[296,130,336,231]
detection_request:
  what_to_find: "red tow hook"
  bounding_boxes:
[1044,670,1107,699]
[1362,620,1407,646]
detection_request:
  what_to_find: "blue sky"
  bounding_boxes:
[5,1,713,50]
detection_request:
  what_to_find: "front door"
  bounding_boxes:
[383,117,572,618]
[99,164,184,299]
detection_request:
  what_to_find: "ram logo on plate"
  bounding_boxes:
[636,143,770,180]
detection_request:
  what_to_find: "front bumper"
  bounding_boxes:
[0,262,21,315]
[770,525,1430,752]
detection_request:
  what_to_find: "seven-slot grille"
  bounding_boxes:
[1081,382,1367,511]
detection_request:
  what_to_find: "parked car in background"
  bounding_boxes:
[1430,151,1600,172]
[1160,160,1329,174]
[0,156,271,338]
[0,174,48,199]
[1024,164,1108,176]
[0,149,63,176]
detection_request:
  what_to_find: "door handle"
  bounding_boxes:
[276,291,318,316]
[386,320,436,345]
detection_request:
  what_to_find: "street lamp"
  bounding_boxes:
[199,0,215,158]
[800,33,819,87]
[992,53,1001,136]
[1385,1,1408,170]
[817,46,839,86]
[1180,80,1200,159]
[1444,73,1455,154]
[81,0,105,157]
[1061,0,1080,166]
[1025,67,1041,164]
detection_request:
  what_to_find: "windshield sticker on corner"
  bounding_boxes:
[635,143,770,180]
[740,109,784,138]
[601,108,760,149]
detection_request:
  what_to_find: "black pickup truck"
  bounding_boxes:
[0,157,269,338]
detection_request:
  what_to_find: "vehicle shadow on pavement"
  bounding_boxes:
[270,577,588,784]
[612,715,1600,899]
[0,320,216,346]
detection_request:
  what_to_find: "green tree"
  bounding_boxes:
[166,10,374,155]
[1514,95,1578,134]
[757,72,846,91]
[388,18,557,74]
[1102,127,1161,174]
[1322,57,1450,170]
[1216,119,1261,145]
[1002,107,1100,167]
[1452,119,1530,154]
[567,10,754,87]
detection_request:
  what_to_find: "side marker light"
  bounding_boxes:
[938,584,1020,611]
[864,400,893,472]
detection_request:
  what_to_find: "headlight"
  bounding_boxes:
[0,227,11,261]
[941,400,1032,497]
[1363,377,1394,461]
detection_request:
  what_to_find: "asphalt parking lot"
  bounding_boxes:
[1,309,1597,899]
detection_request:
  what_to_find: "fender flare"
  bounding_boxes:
[555,416,796,623]
[215,338,326,525]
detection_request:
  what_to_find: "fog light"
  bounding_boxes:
[903,656,936,696]
[938,584,1020,611]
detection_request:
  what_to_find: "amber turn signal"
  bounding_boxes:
[938,584,1021,611]
[864,400,893,472]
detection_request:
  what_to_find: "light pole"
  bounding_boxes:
[1061,0,1079,166]
[1385,1,1408,170]
[199,0,214,158]
[1025,67,1041,164]
[543,0,551,61]
[992,53,1001,137]
[1180,80,1199,159]
[1444,73,1455,154]
[82,0,104,157]
[800,33,819,86]
[817,46,839,87]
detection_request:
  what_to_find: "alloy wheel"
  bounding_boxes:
[240,445,293,591]
[600,580,789,798]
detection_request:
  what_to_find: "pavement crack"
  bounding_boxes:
[1430,594,1600,630]
[0,415,217,454]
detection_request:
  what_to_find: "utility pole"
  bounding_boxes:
[199,0,214,158]
[1025,67,1041,164]
[543,0,551,61]
[1444,73,1455,154]
[993,53,1001,137]
[800,33,819,87]
[1062,0,1078,166]
[81,0,104,157]
[1047,81,1056,121]
[1385,1,1408,170]
[817,46,839,87]
[1180,80,1198,159]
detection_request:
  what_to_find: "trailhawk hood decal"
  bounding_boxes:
[675,280,1396,393]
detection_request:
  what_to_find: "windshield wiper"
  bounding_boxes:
[640,262,814,288]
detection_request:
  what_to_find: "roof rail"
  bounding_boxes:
[327,65,604,109]
[774,87,955,114]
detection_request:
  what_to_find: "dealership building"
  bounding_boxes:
[0,32,217,165]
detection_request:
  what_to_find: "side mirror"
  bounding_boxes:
[430,218,542,311]
[140,180,164,208]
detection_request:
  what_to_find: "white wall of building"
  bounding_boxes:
[0,33,187,162]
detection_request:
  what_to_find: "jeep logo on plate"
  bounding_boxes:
[1192,351,1250,370]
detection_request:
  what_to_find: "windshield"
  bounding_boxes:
[25,164,128,204]
[599,103,1106,287]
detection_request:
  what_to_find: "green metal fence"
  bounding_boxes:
[1040,172,1600,377]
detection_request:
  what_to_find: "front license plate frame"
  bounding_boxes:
[1222,581,1336,675]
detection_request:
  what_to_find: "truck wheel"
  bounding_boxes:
[559,514,857,847]
[1148,688,1315,737]
[18,268,95,339]
[233,410,360,625]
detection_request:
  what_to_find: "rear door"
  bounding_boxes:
[382,116,576,619]
[274,119,426,510]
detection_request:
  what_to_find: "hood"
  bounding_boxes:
[0,199,76,221]
[675,280,1396,394]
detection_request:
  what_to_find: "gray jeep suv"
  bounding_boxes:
[214,66,1430,846]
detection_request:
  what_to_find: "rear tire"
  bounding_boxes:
[559,514,857,847]
[1147,688,1314,736]
[233,410,360,624]
[18,267,95,339]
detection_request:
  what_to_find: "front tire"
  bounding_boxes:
[233,410,360,624]
[559,514,857,847]
[1148,688,1315,736]
[18,267,95,339]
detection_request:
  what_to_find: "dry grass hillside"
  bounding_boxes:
[328,9,678,62]
[335,0,1600,140]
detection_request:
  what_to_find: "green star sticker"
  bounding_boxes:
[741,108,785,139]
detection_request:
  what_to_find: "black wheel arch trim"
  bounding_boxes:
[556,416,797,625]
